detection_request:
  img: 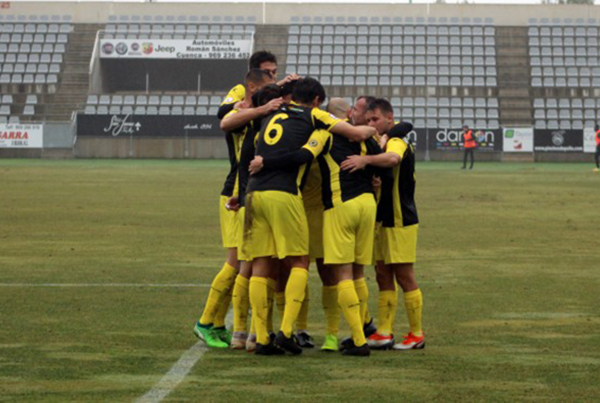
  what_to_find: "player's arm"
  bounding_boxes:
[276,73,300,87]
[331,120,377,142]
[312,108,376,142]
[249,130,330,175]
[217,85,245,120]
[341,138,405,173]
[220,98,284,132]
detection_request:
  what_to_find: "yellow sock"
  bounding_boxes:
[296,283,310,331]
[404,289,423,336]
[199,262,237,325]
[267,278,276,333]
[377,290,398,336]
[322,285,340,336]
[280,268,308,337]
[354,278,369,326]
[275,292,286,319]
[338,279,366,347]
[232,275,250,333]
[249,277,270,345]
[213,290,231,328]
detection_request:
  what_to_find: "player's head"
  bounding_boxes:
[279,79,297,103]
[253,84,282,107]
[245,68,274,98]
[327,97,351,120]
[366,98,394,135]
[249,50,278,81]
[292,77,327,107]
[595,124,599,131]
[351,95,376,126]
[463,125,469,132]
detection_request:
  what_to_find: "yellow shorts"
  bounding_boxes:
[323,193,377,265]
[376,224,419,264]
[305,207,324,260]
[219,194,239,249]
[246,190,309,260]
[236,206,251,261]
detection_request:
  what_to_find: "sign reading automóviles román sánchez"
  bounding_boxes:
[99,39,252,60]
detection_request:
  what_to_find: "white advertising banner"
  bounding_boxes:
[100,39,252,60]
[583,127,597,153]
[503,128,533,152]
[0,123,43,148]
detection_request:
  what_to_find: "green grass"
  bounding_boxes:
[1,160,599,402]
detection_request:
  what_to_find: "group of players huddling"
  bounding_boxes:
[193,51,425,356]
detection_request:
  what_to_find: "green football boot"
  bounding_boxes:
[193,322,229,348]
[212,326,232,346]
[321,334,339,352]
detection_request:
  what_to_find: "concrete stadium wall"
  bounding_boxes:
[3,2,600,26]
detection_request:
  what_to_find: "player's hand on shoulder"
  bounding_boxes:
[341,155,367,173]
[249,155,264,175]
[262,97,284,114]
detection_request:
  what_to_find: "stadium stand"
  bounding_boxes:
[285,16,499,128]
[0,16,76,122]
[528,18,600,129]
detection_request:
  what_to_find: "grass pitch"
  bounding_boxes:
[1,160,599,402]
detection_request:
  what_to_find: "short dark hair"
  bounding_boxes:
[367,98,393,115]
[253,84,282,107]
[245,69,272,86]
[249,51,277,69]
[463,125,469,129]
[356,95,376,106]
[596,124,599,131]
[292,77,327,105]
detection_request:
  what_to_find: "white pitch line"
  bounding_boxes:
[135,304,233,402]
[135,341,208,403]
[0,283,210,288]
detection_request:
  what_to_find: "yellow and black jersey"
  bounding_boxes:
[377,137,419,228]
[237,122,260,208]
[220,108,249,197]
[302,130,384,210]
[247,103,341,195]
[217,84,246,120]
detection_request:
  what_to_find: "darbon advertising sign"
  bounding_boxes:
[76,114,221,137]
[0,123,43,148]
[425,128,502,152]
[503,128,533,152]
[533,129,583,152]
[99,39,252,60]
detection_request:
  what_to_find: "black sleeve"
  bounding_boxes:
[217,103,235,120]
[263,149,315,170]
[365,138,390,178]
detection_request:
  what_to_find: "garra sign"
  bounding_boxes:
[0,123,43,148]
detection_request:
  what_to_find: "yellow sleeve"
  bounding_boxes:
[221,84,245,106]
[386,138,408,160]
[302,129,331,158]
[311,108,342,131]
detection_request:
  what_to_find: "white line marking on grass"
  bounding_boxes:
[0,283,210,288]
[135,341,208,403]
